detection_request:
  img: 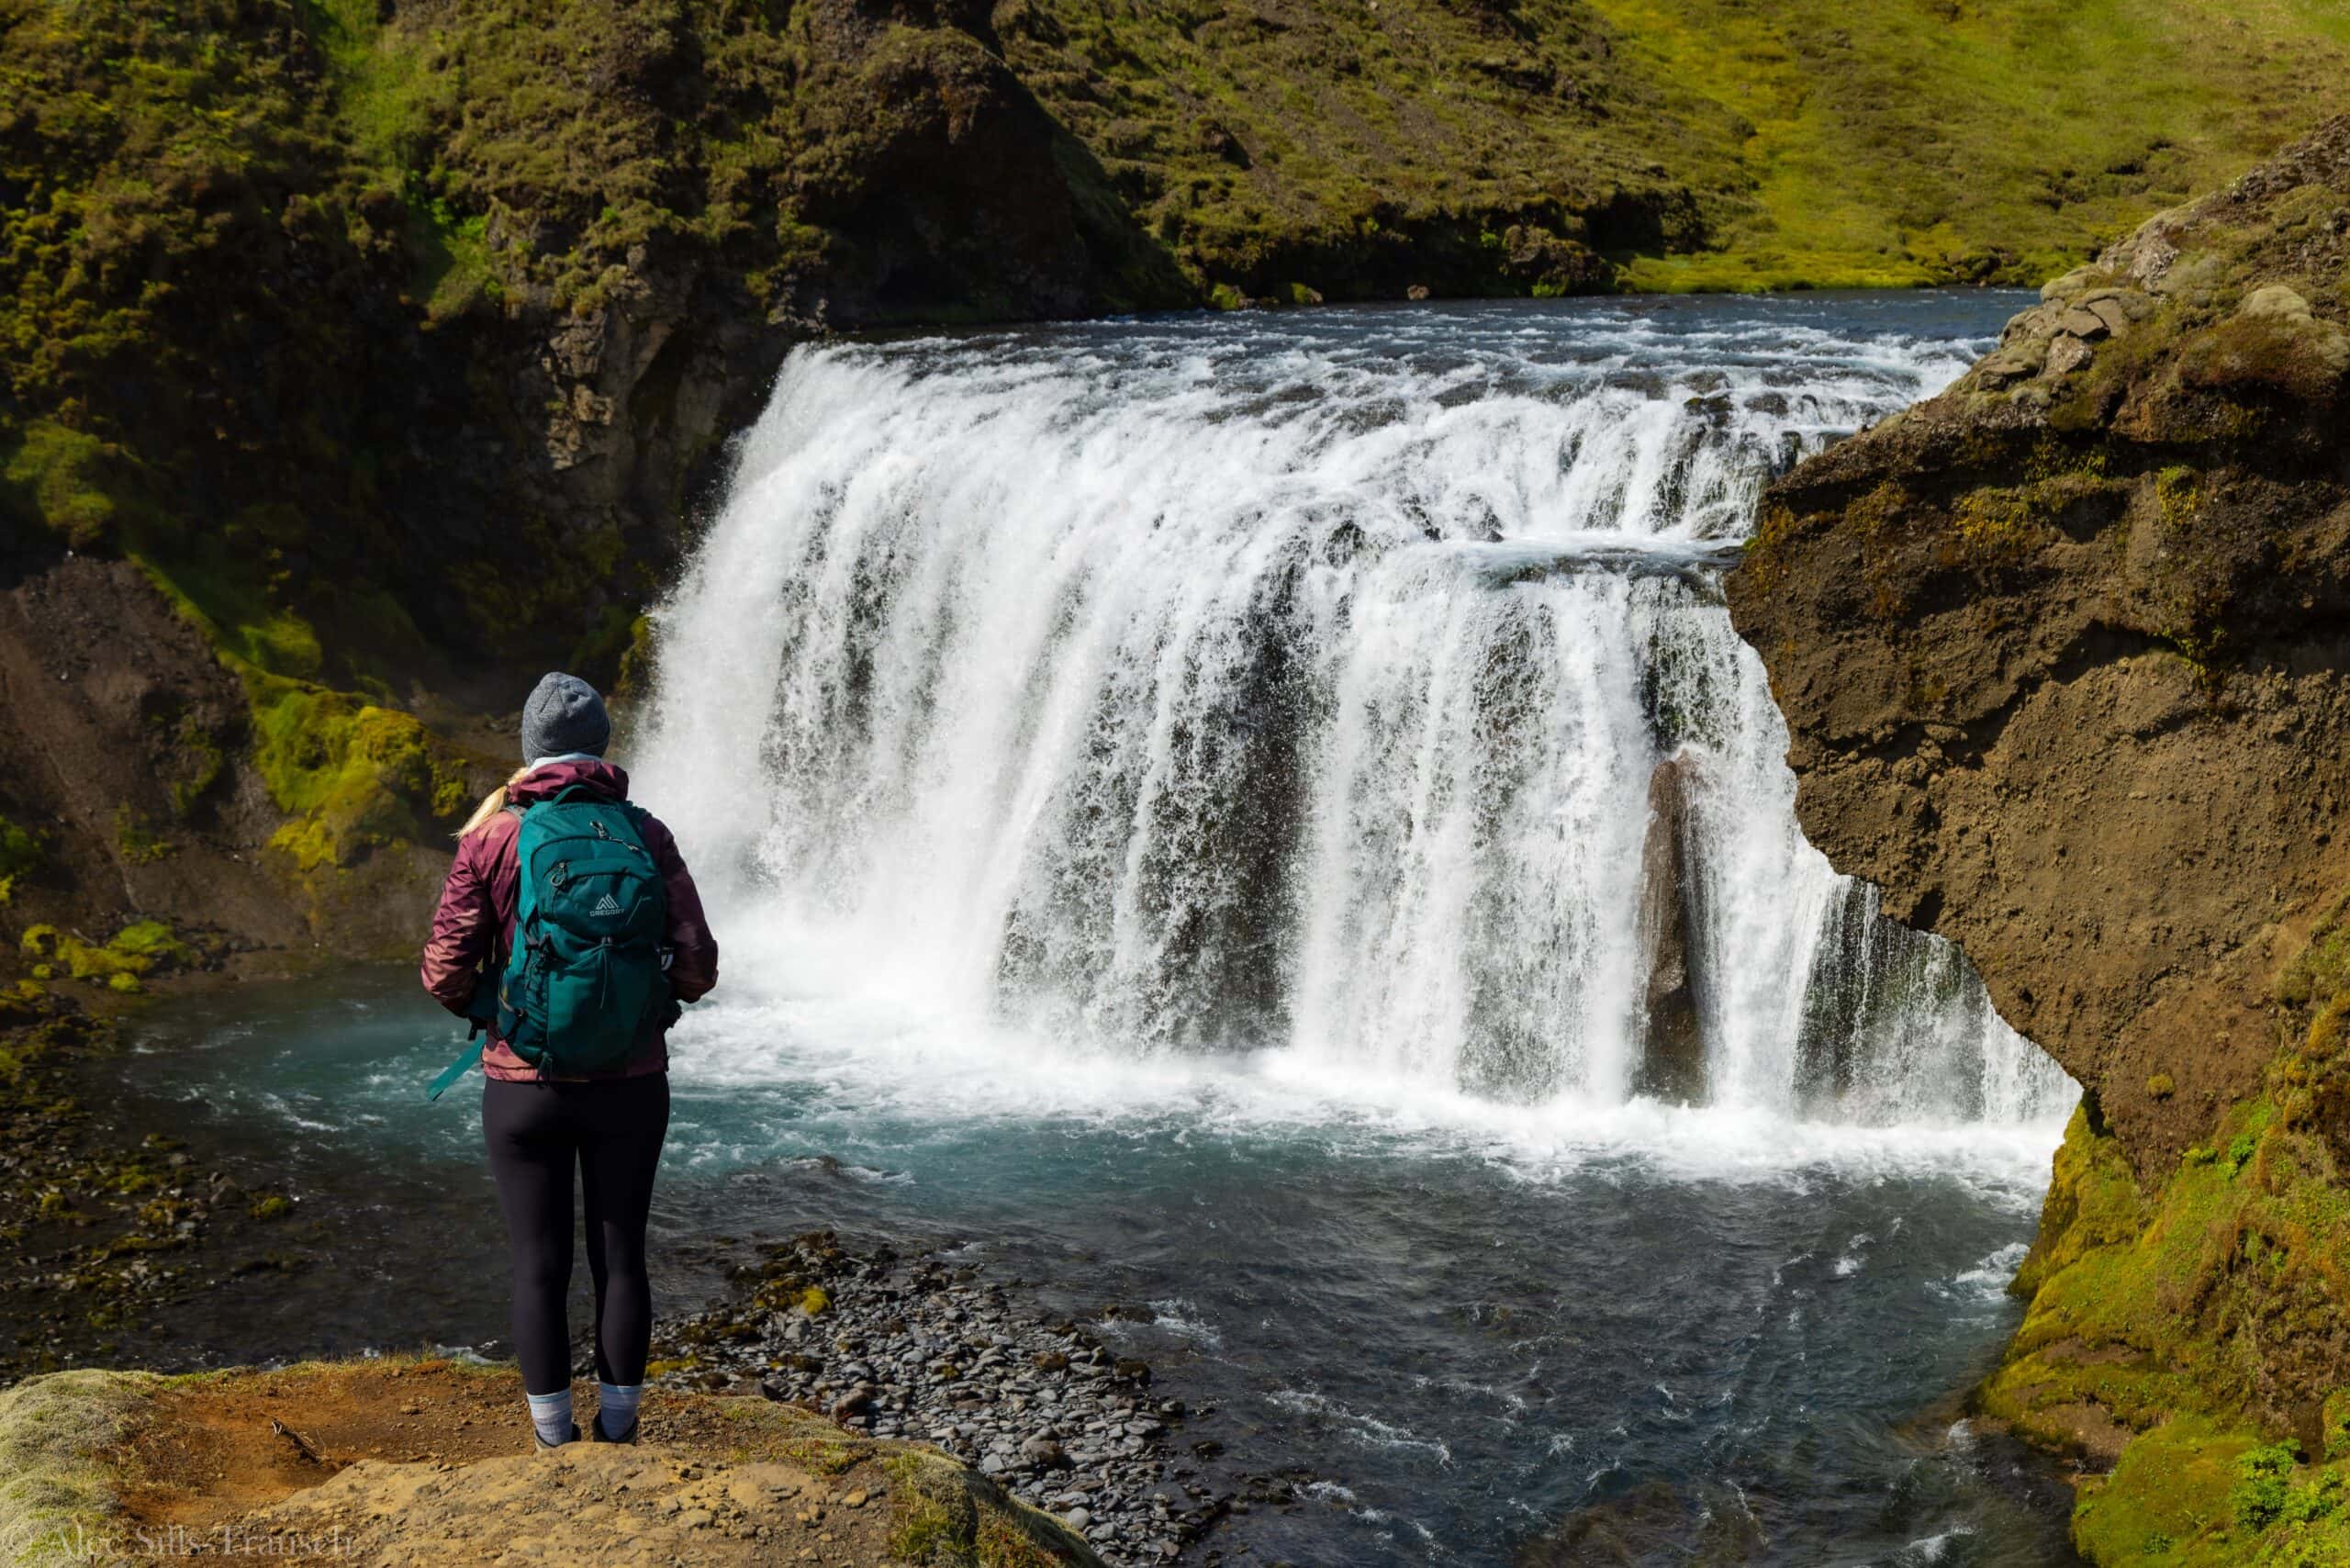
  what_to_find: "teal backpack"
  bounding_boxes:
[428,787,672,1100]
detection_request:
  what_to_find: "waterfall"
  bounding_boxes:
[634,302,2072,1126]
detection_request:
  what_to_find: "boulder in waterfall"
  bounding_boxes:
[1633,754,1706,1104]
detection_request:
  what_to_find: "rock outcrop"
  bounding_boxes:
[1731,115,2350,1174]
[1729,117,2350,1562]
[0,1359,1102,1568]
[1634,755,1707,1103]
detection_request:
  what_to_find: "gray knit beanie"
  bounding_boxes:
[520,672,611,763]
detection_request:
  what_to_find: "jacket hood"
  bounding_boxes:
[509,757,630,803]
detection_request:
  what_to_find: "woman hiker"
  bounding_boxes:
[420,672,719,1448]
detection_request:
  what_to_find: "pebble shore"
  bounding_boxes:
[643,1232,1270,1567]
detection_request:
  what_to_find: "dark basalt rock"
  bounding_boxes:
[1633,753,1706,1105]
[644,1230,1243,1567]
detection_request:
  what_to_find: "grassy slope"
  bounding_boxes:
[998,0,1697,296]
[1010,0,2350,294]
[1586,0,2350,289]
[0,1,487,877]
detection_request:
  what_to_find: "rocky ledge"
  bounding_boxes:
[1729,117,2350,1563]
[0,1357,1101,1567]
[646,1233,1249,1567]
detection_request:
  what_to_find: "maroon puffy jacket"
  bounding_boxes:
[420,758,719,1081]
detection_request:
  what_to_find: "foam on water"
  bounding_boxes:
[665,990,2066,1196]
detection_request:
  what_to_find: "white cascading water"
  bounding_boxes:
[633,303,2072,1126]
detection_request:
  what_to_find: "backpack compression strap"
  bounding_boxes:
[426,1039,484,1101]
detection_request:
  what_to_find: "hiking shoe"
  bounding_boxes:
[533,1422,581,1452]
[590,1413,639,1445]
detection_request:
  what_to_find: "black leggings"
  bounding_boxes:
[482,1075,670,1395]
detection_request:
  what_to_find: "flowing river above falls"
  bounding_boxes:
[109,294,2083,1564]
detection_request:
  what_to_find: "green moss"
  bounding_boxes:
[611,614,658,705]
[2278,893,2350,1021]
[0,1369,157,1564]
[0,814,45,905]
[18,921,189,991]
[111,807,173,867]
[247,677,473,871]
[246,1193,294,1222]
[2070,1417,2255,1562]
[0,421,138,552]
[565,605,649,697]
[2179,310,2350,403]
[1986,882,2350,1564]
[1948,487,2048,561]
[879,1448,1085,1567]
[132,555,324,685]
[1988,1106,2350,1562]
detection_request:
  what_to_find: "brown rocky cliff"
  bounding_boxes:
[1726,117,2350,1180]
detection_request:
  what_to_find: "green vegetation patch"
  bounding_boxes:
[1595,0,2350,293]
[112,808,173,867]
[0,815,45,905]
[881,1448,1091,1568]
[1985,879,2350,1563]
[0,1370,158,1566]
[19,921,191,995]
[250,678,475,872]
[999,0,2350,296]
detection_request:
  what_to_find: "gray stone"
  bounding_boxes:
[2242,284,2314,320]
[2056,307,2110,341]
[1973,342,2049,388]
[2126,233,2178,288]
[2039,264,2098,303]
[2086,297,2132,336]
[2043,335,2095,377]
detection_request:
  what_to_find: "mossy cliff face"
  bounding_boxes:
[0,553,493,958]
[1728,117,2350,1563]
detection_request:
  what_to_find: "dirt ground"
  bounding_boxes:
[84,1359,1086,1566]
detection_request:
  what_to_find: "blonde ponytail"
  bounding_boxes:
[456,766,533,839]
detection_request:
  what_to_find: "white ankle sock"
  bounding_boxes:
[526,1388,573,1446]
[597,1383,642,1438]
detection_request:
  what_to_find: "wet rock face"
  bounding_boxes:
[1727,115,2350,1175]
[1634,755,1706,1104]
